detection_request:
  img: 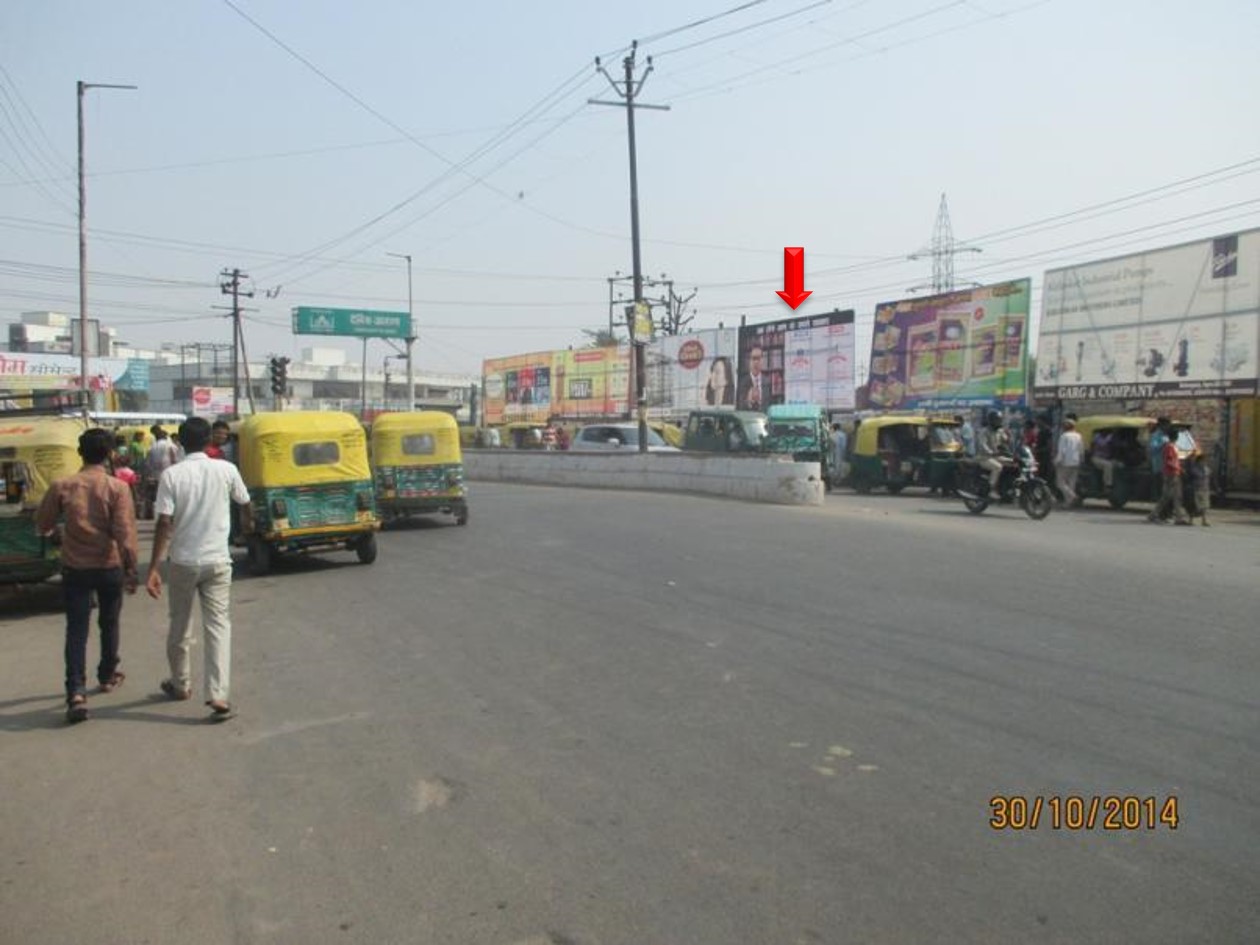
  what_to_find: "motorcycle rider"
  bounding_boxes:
[976,410,1011,495]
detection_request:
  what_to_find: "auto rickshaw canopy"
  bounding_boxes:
[370,411,461,467]
[238,411,371,488]
[0,417,86,508]
[1073,415,1158,440]
[853,415,934,454]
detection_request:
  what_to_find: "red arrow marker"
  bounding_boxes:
[775,246,812,310]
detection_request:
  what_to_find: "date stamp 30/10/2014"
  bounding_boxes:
[989,795,1180,831]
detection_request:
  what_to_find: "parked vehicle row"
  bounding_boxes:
[0,409,471,584]
[239,409,470,575]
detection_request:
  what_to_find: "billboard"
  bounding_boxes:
[0,353,150,393]
[482,351,553,425]
[190,386,235,418]
[1034,230,1260,400]
[483,346,631,424]
[552,346,629,420]
[735,310,856,412]
[868,279,1031,410]
[645,329,740,416]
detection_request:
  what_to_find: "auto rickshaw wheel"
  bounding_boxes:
[355,533,378,564]
[455,505,468,526]
[246,536,273,576]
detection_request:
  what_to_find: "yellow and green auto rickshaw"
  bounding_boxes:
[500,421,549,449]
[0,417,85,584]
[370,411,468,527]
[237,411,380,574]
[848,415,963,494]
[1074,415,1198,509]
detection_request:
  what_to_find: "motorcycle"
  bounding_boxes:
[956,444,1054,520]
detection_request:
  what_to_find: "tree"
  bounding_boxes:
[582,327,620,347]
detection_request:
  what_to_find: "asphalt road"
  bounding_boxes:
[1,486,1257,945]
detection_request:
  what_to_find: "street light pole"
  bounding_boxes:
[387,252,414,411]
[78,80,136,416]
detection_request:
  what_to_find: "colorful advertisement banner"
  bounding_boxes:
[0,353,151,392]
[868,280,1030,410]
[735,310,856,412]
[1034,230,1260,400]
[483,347,631,424]
[552,346,630,420]
[644,329,740,415]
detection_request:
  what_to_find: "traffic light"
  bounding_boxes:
[269,356,289,395]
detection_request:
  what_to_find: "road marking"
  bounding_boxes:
[812,765,836,777]
[240,711,371,745]
[827,745,853,758]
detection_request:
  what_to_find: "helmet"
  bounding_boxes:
[986,410,1002,428]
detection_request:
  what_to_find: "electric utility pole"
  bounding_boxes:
[218,268,254,417]
[591,42,669,452]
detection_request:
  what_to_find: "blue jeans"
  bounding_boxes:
[62,567,124,700]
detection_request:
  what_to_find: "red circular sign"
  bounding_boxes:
[677,339,706,370]
[192,388,211,406]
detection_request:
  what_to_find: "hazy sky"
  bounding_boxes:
[2,0,1258,378]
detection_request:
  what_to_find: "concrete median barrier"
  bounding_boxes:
[464,450,824,506]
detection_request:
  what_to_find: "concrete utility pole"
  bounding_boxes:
[77,80,136,415]
[592,42,669,452]
[219,268,254,417]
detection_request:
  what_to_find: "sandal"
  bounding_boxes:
[160,680,192,701]
[66,694,89,724]
[98,671,125,694]
[207,700,233,721]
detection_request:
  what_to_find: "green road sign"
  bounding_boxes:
[291,306,411,339]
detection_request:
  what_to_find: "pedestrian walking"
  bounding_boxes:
[140,426,179,520]
[1148,432,1190,525]
[144,417,252,720]
[35,427,140,723]
[1054,418,1083,508]
[1187,451,1212,527]
[1146,417,1172,520]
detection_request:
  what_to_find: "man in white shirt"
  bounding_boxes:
[1054,417,1084,508]
[145,417,252,719]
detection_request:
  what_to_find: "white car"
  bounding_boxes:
[571,423,679,452]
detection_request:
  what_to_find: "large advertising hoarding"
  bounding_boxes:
[645,328,740,416]
[483,346,630,424]
[868,279,1030,410]
[552,346,630,420]
[1034,230,1260,400]
[735,310,856,412]
[0,352,150,393]
[482,351,553,425]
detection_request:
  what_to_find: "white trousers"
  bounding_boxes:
[166,561,233,703]
[1091,456,1116,489]
[1056,465,1080,505]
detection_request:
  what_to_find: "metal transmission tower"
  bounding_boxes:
[908,193,981,293]
[591,41,669,452]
